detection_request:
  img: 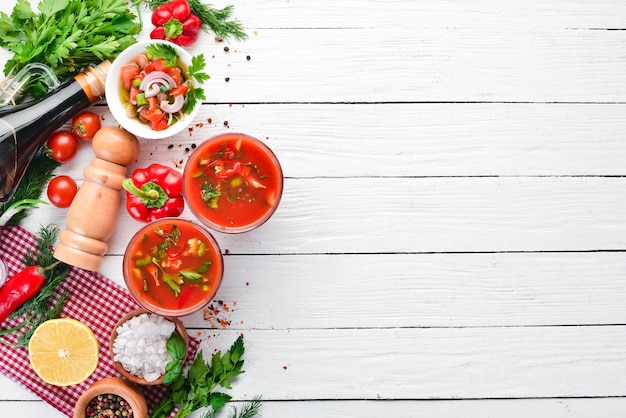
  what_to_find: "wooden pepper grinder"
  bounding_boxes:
[54,126,140,272]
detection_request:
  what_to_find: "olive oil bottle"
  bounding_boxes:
[0,61,110,203]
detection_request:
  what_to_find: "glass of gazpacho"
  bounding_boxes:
[123,218,224,316]
[183,133,283,233]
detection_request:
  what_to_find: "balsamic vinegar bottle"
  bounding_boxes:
[0,61,111,203]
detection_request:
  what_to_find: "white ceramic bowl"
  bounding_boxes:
[105,40,202,139]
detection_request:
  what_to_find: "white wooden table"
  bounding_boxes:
[1,0,626,416]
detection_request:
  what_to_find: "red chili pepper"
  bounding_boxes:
[149,0,202,47]
[207,160,242,179]
[0,264,55,324]
[122,164,184,222]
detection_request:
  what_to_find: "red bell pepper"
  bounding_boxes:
[122,164,185,222]
[150,0,202,47]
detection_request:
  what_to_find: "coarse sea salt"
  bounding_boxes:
[112,312,176,382]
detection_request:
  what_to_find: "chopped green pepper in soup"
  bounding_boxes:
[119,46,190,131]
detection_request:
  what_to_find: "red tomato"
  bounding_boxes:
[47,176,78,208]
[45,130,78,163]
[71,111,101,140]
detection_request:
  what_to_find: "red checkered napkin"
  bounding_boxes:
[0,225,199,417]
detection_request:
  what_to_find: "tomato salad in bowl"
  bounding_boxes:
[105,40,208,139]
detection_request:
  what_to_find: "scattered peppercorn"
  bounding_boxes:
[225,77,230,82]
[223,120,229,126]
[167,144,174,149]
[246,55,251,60]
[224,46,230,52]
[191,143,197,149]
[185,147,190,152]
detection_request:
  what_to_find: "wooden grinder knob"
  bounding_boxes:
[54,126,140,272]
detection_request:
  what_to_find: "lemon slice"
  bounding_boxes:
[28,318,99,386]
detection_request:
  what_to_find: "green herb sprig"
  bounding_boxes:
[151,335,261,418]
[0,152,59,226]
[0,224,71,347]
[0,0,141,99]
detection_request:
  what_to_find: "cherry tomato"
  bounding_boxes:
[47,176,78,208]
[45,130,79,163]
[71,111,101,140]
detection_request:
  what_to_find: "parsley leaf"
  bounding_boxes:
[189,54,210,83]
[146,43,179,66]
[162,332,186,385]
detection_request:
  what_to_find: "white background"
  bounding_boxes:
[1,0,626,416]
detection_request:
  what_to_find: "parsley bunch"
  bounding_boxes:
[0,0,141,99]
[151,335,261,418]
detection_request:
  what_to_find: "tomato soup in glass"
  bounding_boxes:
[183,133,283,233]
[123,218,223,316]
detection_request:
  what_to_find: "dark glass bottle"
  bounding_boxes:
[0,61,110,203]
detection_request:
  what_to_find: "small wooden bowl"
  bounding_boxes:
[73,377,147,418]
[109,308,189,386]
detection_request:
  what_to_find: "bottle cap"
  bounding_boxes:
[76,60,111,102]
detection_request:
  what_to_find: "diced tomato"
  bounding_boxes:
[146,96,158,112]
[167,67,183,85]
[154,119,169,131]
[140,102,168,131]
[170,85,189,96]
[129,86,141,105]
[120,64,140,90]
[145,58,170,74]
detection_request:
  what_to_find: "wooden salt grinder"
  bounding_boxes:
[54,126,140,272]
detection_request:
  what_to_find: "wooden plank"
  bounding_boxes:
[23,176,626,254]
[182,27,626,103]
[96,252,626,329]
[1,398,626,418]
[1,4,625,104]
[20,176,626,254]
[188,327,626,400]
[232,0,626,29]
[173,252,626,329]
[59,103,626,179]
[5,326,623,401]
